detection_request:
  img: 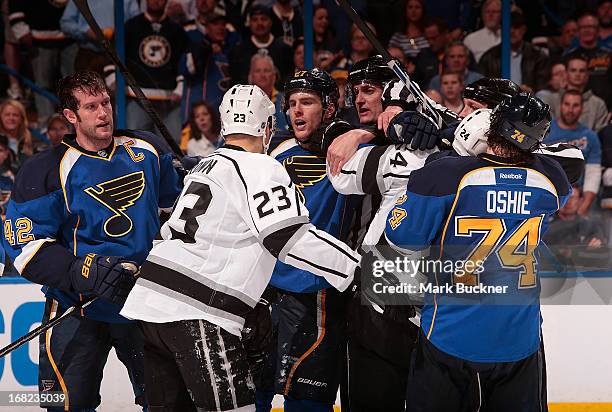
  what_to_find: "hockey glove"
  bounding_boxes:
[69,254,138,305]
[242,299,273,354]
[387,111,440,150]
[321,119,354,154]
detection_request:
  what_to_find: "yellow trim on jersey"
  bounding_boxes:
[269,138,297,158]
[45,300,70,411]
[73,215,80,255]
[59,148,74,214]
[61,140,118,161]
[427,166,559,339]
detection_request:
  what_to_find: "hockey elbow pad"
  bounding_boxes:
[69,254,139,305]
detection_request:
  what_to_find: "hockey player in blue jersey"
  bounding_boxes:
[2,71,182,411]
[256,69,363,412]
[384,94,571,412]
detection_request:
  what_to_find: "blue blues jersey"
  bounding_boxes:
[270,139,362,292]
[2,131,182,322]
[385,153,571,362]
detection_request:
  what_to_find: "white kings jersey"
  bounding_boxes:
[122,146,360,336]
[329,144,438,246]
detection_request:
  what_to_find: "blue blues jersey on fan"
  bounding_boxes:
[2,131,182,323]
[270,139,362,293]
[385,153,571,362]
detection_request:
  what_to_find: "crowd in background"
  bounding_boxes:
[0,0,611,269]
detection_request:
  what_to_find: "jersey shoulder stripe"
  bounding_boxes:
[270,138,298,159]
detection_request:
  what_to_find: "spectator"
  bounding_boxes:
[544,90,602,215]
[313,5,340,54]
[248,51,287,130]
[543,185,607,269]
[463,0,501,63]
[228,5,292,85]
[565,13,612,106]
[413,17,450,87]
[423,0,472,37]
[600,123,612,208]
[548,19,578,61]
[293,37,306,71]
[2,0,23,100]
[60,0,140,74]
[479,10,549,92]
[8,1,76,127]
[184,101,222,156]
[388,46,414,75]
[46,113,71,147]
[428,42,483,92]
[270,0,303,46]
[0,135,15,217]
[440,72,464,114]
[540,56,609,131]
[123,0,189,142]
[0,99,34,162]
[334,22,377,72]
[425,88,443,104]
[599,0,612,49]
[388,0,430,59]
[180,10,238,124]
[536,63,568,103]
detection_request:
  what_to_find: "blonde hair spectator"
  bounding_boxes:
[0,99,34,157]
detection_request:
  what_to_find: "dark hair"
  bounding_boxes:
[189,101,221,141]
[423,16,448,33]
[486,110,536,164]
[561,89,583,104]
[57,71,108,113]
[565,55,588,69]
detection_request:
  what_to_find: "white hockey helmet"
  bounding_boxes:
[219,84,276,144]
[453,108,491,156]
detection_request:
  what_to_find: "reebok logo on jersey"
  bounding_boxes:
[499,173,522,179]
[495,169,526,185]
[85,171,146,237]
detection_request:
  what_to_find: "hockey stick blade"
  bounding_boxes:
[73,0,183,157]
[335,0,461,128]
[0,298,97,358]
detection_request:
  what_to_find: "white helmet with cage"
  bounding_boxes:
[220,84,276,151]
[452,108,491,156]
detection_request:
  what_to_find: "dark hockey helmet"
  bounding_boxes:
[490,93,551,151]
[348,55,396,87]
[282,68,339,114]
[463,78,521,108]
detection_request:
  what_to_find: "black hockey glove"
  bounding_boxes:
[387,111,440,150]
[241,299,272,354]
[69,254,138,305]
[321,119,354,154]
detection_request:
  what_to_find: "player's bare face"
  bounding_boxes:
[354,83,383,124]
[459,98,487,117]
[288,92,324,142]
[74,90,114,145]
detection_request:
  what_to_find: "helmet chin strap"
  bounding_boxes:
[295,108,331,153]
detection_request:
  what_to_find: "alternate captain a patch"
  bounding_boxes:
[282,155,326,203]
[85,171,146,237]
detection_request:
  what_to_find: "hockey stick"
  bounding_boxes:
[0,298,97,358]
[73,0,183,157]
[335,0,461,128]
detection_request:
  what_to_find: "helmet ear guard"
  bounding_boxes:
[452,108,491,156]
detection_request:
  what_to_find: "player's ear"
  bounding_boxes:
[63,108,77,125]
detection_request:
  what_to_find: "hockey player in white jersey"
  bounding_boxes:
[121,85,361,412]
